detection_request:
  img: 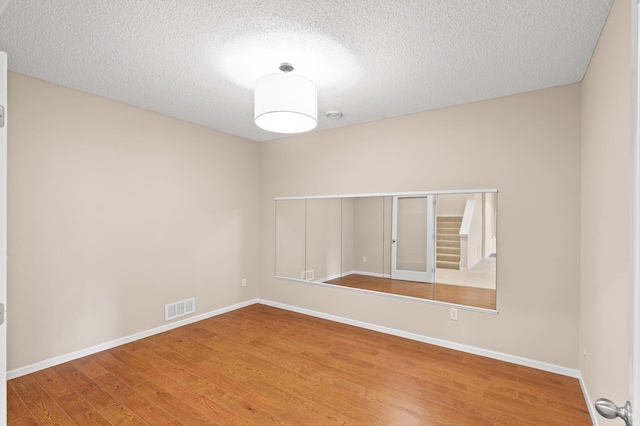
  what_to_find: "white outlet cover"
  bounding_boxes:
[450,308,459,320]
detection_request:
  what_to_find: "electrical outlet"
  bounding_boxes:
[363,256,367,262]
[450,308,458,321]
[242,278,247,287]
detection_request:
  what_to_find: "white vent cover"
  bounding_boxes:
[300,270,314,281]
[165,297,195,321]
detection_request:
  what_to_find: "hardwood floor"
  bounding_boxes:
[325,274,497,310]
[8,304,590,425]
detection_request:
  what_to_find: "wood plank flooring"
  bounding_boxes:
[8,304,590,425]
[325,274,497,310]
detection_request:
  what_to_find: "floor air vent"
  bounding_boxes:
[165,297,195,321]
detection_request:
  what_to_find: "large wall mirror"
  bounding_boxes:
[275,190,497,312]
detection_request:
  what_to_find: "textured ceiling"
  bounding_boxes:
[0,0,614,142]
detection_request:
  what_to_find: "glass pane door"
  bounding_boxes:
[391,196,435,282]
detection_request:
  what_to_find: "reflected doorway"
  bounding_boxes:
[435,192,497,289]
[391,195,436,283]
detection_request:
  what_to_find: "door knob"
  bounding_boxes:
[595,398,631,425]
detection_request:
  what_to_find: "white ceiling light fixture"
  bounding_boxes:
[255,63,317,134]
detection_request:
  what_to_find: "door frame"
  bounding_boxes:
[631,0,640,417]
[391,195,436,283]
[0,50,8,422]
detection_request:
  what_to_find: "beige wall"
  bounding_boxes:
[580,0,632,407]
[341,198,355,274]
[260,83,582,367]
[353,197,386,275]
[7,73,260,371]
[274,199,306,279]
[306,198,342,280]
[437,193,468,216]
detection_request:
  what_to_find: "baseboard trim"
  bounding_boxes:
[318,273,343,283]
[8,297,582,385]
[578,372,599,425]
[315,271,387,283]
[352,270,391,279]
[257,299,581,379]
[7,298,260,380]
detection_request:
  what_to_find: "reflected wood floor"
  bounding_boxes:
[8,304,590,425]
[325,274,497,310]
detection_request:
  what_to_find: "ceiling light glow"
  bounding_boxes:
[214,29,360,90]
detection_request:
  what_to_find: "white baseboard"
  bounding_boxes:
[9,297,583,394]
[578,372,599,425]
[352,270,391,279]
[257,299,581,379]
[7,298,260,380]
[317,270,391,283]
[318,273,343,283]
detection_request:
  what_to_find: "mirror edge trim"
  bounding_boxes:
[275,188,498,201]
[274,275,499,315]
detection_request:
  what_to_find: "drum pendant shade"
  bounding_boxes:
[255,71,317,134]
